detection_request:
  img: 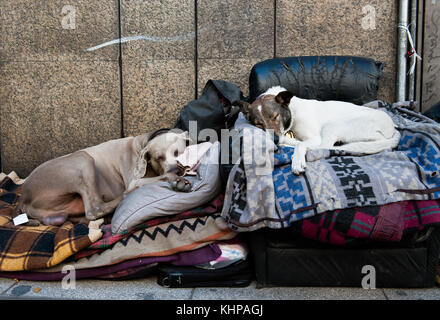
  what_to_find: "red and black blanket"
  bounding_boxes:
[291,199,440,246]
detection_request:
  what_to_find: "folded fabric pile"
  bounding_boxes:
[0,80,254,284]
[0,173,103,272]
[222,101,440,245]
[0,145,245,281]
[3,74,438,285]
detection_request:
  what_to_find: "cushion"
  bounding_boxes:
[249,56,383,104]
[111,142,222,234]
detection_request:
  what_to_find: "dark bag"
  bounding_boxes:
[157,260,253,288]
[174,80,245,143]
[249,56,383,104]
[423,100,440,123]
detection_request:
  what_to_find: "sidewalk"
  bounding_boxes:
[1,277,439,300]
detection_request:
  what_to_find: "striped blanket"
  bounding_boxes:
[0,173,102,271]
[291,199,440,245]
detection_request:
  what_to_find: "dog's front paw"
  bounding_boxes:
[170,176,192,192]
[291,154,306,175]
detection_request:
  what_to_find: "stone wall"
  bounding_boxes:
[421,0,440,112]
[0,0,397,176]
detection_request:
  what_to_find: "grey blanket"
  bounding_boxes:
[221,101,440,232]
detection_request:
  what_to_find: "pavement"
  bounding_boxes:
[1,276,440,300]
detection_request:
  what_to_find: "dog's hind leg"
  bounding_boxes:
[321,118,401,154]
[71,151,121,221]
[330,130,401,154]
[319,122,357,149]
[93,195,123,219]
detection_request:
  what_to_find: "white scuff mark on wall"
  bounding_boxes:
[86,27,210,52]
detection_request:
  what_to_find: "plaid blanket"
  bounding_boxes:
[291,199,440,245]
[222,101,440,232]
[0,173,102,271]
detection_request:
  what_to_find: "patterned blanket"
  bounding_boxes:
[36,213,236,272]
[75,194,225,259]
[0,173,102,271]
[291,199,440,245]
[222,101,440,232]
[0,243,221,281]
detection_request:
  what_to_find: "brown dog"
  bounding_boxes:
[15,130,192,226]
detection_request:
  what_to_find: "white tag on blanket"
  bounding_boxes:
[13,213,29,226]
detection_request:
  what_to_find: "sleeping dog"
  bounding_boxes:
[240,86,401,175]
[15,130,192,226]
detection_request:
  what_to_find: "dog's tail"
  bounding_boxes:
[330,129,401,154]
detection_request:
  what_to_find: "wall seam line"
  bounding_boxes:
[274,0,277,58]
[194,0,199,100]
[118,0,125,138]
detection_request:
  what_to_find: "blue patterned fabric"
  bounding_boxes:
[398,129,440,197]
[273,148,315,222]
[222,101,440,232]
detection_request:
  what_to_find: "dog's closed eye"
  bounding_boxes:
[255,122,264,129]
[271,113,280,121]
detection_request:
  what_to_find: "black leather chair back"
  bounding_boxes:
[249,56,383,105]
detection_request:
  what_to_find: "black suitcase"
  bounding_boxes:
[247,227,440,288]
[157,260,253,288]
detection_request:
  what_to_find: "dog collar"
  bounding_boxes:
[148,128,171,142]
[285,97,296,131]
[283,111,292,132]
[285,130,295,139]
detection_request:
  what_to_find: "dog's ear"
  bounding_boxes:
[235,100,251,118]
[133,133,152,179]
[135,144,151,179]
[275,91,294,108]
